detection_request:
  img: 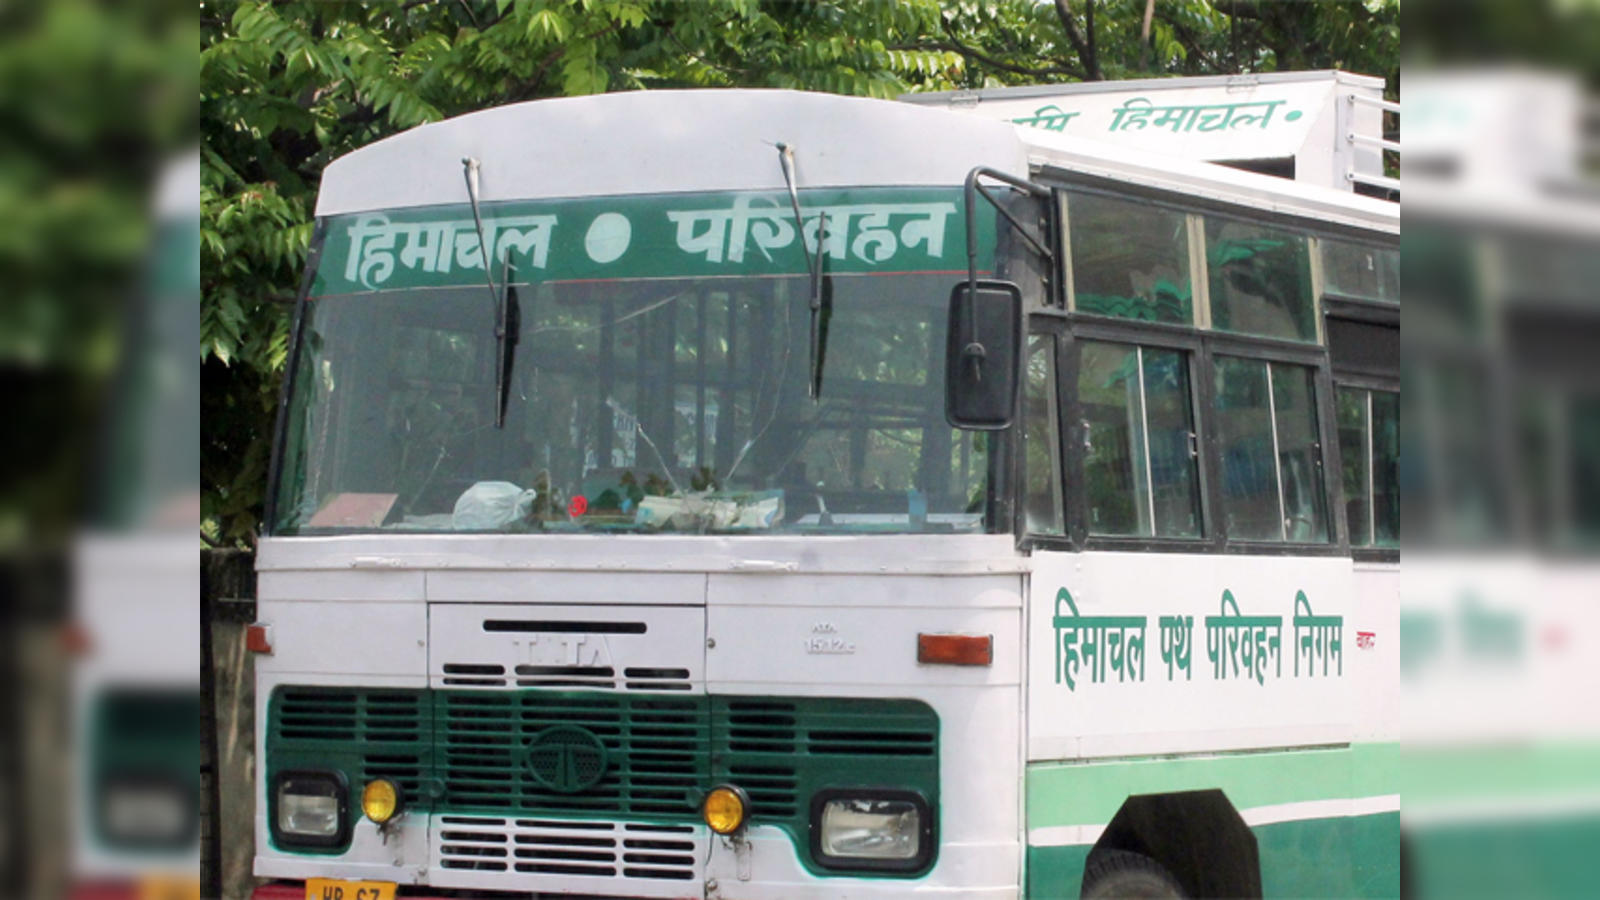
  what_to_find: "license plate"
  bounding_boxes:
[137,876,200,900]
[304,879,397,900]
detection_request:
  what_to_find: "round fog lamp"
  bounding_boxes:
[361,778,400,824]
[702,784,749,835]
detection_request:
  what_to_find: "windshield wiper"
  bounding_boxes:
[462,157,520,428]
[775,142,832,401]
[496,264,520,426]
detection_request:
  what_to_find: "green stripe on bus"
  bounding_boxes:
[1025,742,1397,828]
[1025,810,1399,899]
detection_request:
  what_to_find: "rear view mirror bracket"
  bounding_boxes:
[945,168,1049,431]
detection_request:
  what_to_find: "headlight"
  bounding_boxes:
[810,789,934,873]
[97,775,196,849]
[272,772,349,848]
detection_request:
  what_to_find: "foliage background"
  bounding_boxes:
[200,0,1401,545]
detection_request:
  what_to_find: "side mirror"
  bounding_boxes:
[945,280,1022,430]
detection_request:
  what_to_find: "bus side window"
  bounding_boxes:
[1024,335,1065,535]
[1206,218,1317,343]
[1212,357,1330,543]
[1078,340,1202,538]
[1066,191,1193,325]
[1321,239,1400,304]
[1338,386,1399,548]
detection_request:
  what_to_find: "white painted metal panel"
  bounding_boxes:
[705,577,1021,689]
[315,89,1028,217]
[904,70,1391,193]
[257,533,1027,576]
[1026,132,1399,234]
[424,569,706,606]
[254,600,427,680]
[427,602,706,691]
[1350,561,1399,745]
[259,569,425,602]
[919,75,1338,162]
[1028,551,1356,760]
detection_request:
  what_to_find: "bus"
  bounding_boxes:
[248,74,1399,900]
[1397,70,1600,900]
[68,153,201,900]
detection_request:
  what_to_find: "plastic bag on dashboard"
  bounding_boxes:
[452,481,537,530]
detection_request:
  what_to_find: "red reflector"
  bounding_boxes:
[59,621,92,656]
[245,623,273,654]
[917,633,992,666]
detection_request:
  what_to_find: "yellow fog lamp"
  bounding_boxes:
[702,784,750,836]
[361,778,401,824]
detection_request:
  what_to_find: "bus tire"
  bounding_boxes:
[1081,849,1188,899]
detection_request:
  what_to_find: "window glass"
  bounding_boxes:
[1272,365,1328,542]
[1081,342,1148,535]
[1213,356,1329,542]
[1207,219,1317,342]
[1338,387,1400,548]
[1144,349,1202,537]
[273,273,991,535]
[1024,335,1064,535]
[1371,389,1399,546]
[1213,357,1281,540]
[1079,340,1201,538]
[1337,388,1372,546]
[1321,239,1399,303]
[1068,192,1192,324]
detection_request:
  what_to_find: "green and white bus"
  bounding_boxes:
[251,73,1398,900]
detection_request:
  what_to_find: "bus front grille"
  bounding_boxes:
[266,686,940,871]
[438,692,706,817]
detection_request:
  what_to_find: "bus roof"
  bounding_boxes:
[1022,127,1399,236]
[314,87,1396,237]
[314,88,1026,217]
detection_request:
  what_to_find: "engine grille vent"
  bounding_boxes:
[267,687,939,867]
[440,663,693,692]
[271,688,427,801]
[435,816,697,883]
[440,692,706,818]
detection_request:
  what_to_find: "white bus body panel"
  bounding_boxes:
[315,89,1029,217]
[254,534,1025,898]
[1028,551,1359,761]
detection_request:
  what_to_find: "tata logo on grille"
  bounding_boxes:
[524,725,608,793]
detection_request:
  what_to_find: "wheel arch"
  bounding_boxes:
[1082,788,1262,899]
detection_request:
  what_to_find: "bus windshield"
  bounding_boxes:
[271,188,995,536]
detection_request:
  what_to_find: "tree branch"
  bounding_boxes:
[1050,0,1095,76]
[1213,0,1266,22]
[906,39,1085,82]
[1159,11,1225,73]
[1084,0,1098,80]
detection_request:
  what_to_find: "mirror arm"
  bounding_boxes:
[962,167,1052,381]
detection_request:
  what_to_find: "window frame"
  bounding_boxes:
[1334,376,1400,563]
[1020,330,1068,539]
[1017,175,1382,557]
[1063,317,1213,553]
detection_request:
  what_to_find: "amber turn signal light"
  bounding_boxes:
[916,633,993,666]
[702,784,749,835]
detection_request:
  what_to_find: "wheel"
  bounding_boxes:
[1082,849,1188,900]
